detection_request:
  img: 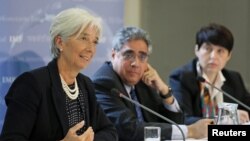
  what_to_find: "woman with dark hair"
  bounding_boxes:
[169,23,250,125]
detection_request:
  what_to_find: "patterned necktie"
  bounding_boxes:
[130,88,144,122]
[201,84,218,118]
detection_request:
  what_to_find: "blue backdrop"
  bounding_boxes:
[0,0,124,132]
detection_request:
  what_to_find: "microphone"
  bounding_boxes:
[111,88,186,141]
[197,76,250,111]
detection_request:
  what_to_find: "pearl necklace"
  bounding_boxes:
[60,74,79,100]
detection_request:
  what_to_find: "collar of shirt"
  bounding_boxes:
[196,61,225,103]
[124,84,134,99]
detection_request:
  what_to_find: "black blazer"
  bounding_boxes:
[0,59,118,141]
[92,62,184,141]
[169,58,250,125]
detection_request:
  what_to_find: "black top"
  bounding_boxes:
[0,59,118,141]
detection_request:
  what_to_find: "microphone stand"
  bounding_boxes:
[119,93,186,141]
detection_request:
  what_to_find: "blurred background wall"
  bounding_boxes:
[125,0,250,90]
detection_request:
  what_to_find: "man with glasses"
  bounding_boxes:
[92,26,213,141]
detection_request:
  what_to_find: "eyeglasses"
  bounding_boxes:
[121,50,149,62]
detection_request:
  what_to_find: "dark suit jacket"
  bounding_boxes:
[92,61,184,141]
[0,59,118,141]
[169,58,250,125]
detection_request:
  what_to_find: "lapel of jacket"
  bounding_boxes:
[189,59,206,116]
[47,59,68,135]
[134,83,146,120]
[135,82,160,122]
[119,84,135,111]
[221,82,234,102]
[115,78,135,111]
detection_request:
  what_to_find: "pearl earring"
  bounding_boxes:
[59,48,63,52]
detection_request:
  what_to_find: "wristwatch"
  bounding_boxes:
[160,87,173,99]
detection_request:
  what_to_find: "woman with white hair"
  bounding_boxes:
[0,8,118,141]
